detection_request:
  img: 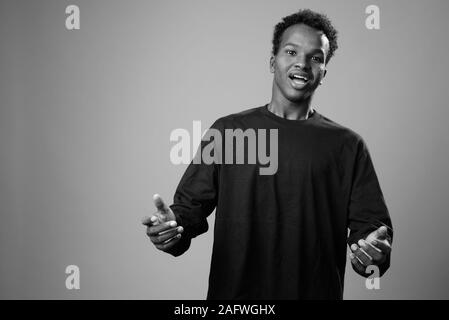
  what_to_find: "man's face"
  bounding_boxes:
[270,23,329,103]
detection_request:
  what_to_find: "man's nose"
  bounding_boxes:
[293,54,309,69]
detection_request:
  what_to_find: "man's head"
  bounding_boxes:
[269,9,338,103]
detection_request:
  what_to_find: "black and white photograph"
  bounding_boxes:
[1,0,448,309]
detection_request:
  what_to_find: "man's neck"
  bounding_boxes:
[267,96,314,120]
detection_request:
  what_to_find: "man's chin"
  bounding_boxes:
[274,84,314,103]
[286,92,312,103]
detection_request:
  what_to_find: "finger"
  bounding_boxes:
[141,215,158,226]
[351,244,372,266]
[364,239,382,253]
[150,226,183,244]
[162,233,181,244]
[159,225,183,235]
[370,239,392,255]
[374,226,389,240]
[153,194,169,214]
[350,244,364,265]
[155,234,182,251]
[146,220,177,236]
[358,239,382,261]
[349,252,365,273]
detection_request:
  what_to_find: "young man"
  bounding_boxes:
[142,9,393,299]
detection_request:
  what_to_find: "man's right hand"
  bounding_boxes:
[142,194,184,252]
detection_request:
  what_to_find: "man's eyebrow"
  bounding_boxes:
[283,43,324,54]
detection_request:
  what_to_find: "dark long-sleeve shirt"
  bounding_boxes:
[169,104,393,299]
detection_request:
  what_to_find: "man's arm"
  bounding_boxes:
[142,120,222,256]
[346,136,393,277]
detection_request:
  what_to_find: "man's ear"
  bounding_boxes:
[319,68,327,85]
[269,55,275,73]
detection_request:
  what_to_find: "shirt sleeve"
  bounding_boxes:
[166,120,222,256]
[346,136,393,277]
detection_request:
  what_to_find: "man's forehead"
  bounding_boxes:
[281,23,329,52]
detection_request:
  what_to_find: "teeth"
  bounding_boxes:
[292,75,307,81]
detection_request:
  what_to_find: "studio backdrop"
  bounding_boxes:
[1,0,448,299]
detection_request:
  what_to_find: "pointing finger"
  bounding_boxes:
[153,194,169,213]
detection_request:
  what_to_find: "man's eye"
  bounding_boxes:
[312,56,323,63]
[286,50,296,56]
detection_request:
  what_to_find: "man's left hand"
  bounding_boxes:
[349,226,392,273]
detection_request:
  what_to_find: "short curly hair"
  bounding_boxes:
[272,9,338,64]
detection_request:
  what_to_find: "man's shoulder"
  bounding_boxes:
[218,106,262,121]
[316,112,367,149]
[211,106,264,128]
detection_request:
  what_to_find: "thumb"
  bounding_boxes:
[153,194,169,214]
[374,225,389,240]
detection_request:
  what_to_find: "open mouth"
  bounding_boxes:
[288,73,310,89]
[288,73,309,88]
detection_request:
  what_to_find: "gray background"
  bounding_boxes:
[1,0,448,299]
